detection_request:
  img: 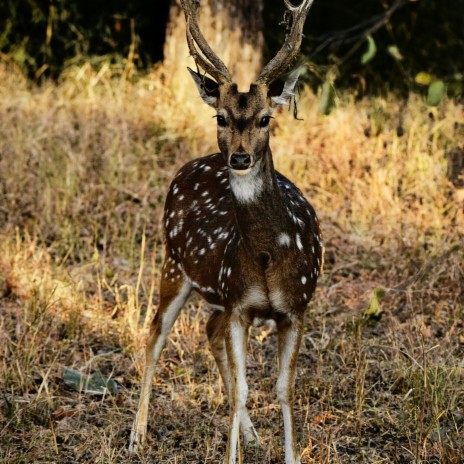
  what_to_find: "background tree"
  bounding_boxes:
[0,0,462,98]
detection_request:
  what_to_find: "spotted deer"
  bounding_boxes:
[130,0,322,463]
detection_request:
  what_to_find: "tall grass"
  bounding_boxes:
[0,59,463,463]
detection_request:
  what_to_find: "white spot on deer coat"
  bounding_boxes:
[296,234,303,251]
[278,232,291,247]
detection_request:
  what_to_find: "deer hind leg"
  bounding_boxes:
[276,316,304,464]
[129,268,191,453]
[206,311,259,448]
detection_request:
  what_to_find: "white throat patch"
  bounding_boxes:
[229,160,263,204]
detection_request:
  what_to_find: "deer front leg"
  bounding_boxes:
[276,316,304,464]
[224,317,250,464]
[207,311,259,447]
[129,276,191,452]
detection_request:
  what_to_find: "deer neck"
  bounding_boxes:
[229,148,289,251]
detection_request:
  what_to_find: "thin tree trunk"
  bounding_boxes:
[163,0,264,91]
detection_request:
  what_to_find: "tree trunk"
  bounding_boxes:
[163,0,264,91]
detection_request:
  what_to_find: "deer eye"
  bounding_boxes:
[259,116,272,128]
[215,115,227,127]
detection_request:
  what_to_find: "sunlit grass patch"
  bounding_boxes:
[0,59,463,463]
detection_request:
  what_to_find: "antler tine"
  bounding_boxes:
[185,21,226,83]
[256,0,314,85]
[181,0,231,84]
[283,0,300,11]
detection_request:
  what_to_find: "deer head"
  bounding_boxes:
[181,0,314,176]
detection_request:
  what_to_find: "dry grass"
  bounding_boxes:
[0,59,463,463]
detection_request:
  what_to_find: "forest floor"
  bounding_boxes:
[0,60,463,463]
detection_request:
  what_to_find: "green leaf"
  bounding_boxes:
[415,72,432,86]
[427,80,446,106]
[361,35,377,65]
[387,45,403,61]
[86,372,120,395]
[63,368,86,392]
[318,80,336,115]
[62,368,120,395]
[0,19,12,50]
[364,287,385,320]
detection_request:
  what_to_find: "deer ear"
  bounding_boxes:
[268,68,301,107]
[188,67,220,107]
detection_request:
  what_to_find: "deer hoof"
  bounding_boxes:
[128,425,146,454]
[241,425,260,447]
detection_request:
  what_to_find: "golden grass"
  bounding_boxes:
[0,59,463,463]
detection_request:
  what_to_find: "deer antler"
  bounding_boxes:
[256,0,314,85]
[181,0,232,85]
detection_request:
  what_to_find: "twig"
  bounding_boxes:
[49,415,59,455]
[309,0,407,60]
[355,243,462,312]
[392,244,462,292]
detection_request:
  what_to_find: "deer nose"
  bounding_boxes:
[229,153,251,170]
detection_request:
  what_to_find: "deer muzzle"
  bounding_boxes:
[229,153,252,173]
